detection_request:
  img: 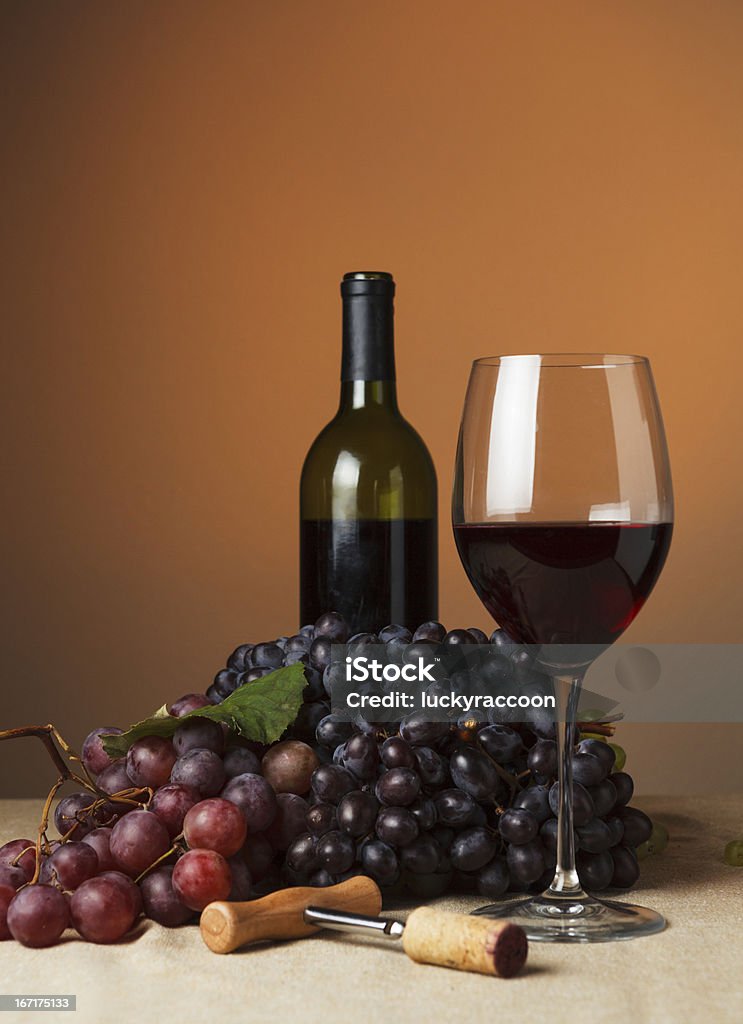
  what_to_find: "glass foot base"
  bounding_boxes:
[472,891,666,943]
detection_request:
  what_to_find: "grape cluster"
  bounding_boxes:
[208,613,656,898]
[0,717,252,945]
[0,613,660,948]
[283,707,651,900]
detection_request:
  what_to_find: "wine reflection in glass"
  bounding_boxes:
[452,354,673,941]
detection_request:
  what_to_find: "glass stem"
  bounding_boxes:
[548,675,586,897]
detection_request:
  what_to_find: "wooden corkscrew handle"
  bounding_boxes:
[200,876,383,954]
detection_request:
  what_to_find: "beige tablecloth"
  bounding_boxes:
[1,795,742,1024]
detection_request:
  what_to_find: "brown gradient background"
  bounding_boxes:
[2,2,742,797]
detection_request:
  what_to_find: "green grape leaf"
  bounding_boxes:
[100,663,307,758]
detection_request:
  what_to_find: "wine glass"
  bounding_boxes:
[452,354,673,942]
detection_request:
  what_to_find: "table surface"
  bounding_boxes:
[1,795,742,1024]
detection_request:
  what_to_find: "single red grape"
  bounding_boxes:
[170,748,226,797]
[70,874,139,943]
[223,746,261,779]
[0,839,37,881]
[40,842,99,890]
[171,849,231,911]
[81,727,123,777]
[139,866,193,927]
[173,718,224,756]
[168,693,211,717]
[98,870,143,917]
[97,760,135,797]
[126,736,177,789]
[7,885,70,947]
[54,793,100,839]
[110,811,171,878]
[151,783,200,838]
[183,798,247,858]
[221,773,277,832]
[261,741,319,795]
[81,828,117,872]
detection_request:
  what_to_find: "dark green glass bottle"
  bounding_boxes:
[300,272,438,634]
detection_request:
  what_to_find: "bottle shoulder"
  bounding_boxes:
[300,407,437,519]
[301,407,436,473]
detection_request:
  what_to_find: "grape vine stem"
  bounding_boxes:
[0,723,146,884]
[576,721,615,737]
[134,835,183,884]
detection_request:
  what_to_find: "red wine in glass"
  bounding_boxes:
[453,521,673,647]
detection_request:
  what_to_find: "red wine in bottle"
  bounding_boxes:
[453,521,673,646]
[300,272,438,633]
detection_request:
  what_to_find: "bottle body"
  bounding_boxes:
[299,275,438,633]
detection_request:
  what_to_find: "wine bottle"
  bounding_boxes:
[300,272,438,634]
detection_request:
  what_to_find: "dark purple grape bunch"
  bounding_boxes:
[203,611,650,901]
[203,612,652,899]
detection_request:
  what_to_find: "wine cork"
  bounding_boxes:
[401,907,528,978]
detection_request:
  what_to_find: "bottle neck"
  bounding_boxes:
[338,380,399,411]
[341,282,395,373]
[339,274,397,412]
